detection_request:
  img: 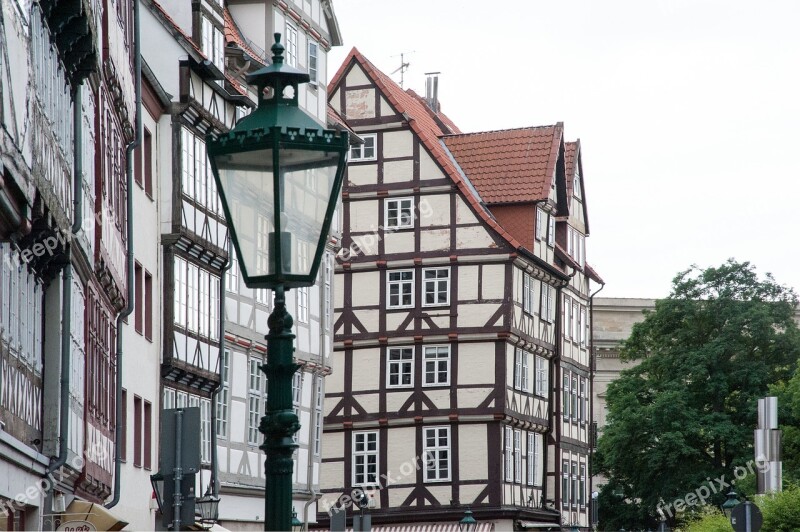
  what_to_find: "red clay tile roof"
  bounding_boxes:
[329,48,521,250]
[223,8,267,67]
[405,89,462,135]
[565,141,578,198]
[442,125,563,205]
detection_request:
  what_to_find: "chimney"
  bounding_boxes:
[425,72,440,112]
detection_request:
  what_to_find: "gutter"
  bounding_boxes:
[107,0,141,508]
[46,81,84,482]
[587,280,605,524]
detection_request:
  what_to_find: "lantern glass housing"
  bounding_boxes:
[212,145,340,285]
[207,33,348,290]
[150,473,165,513]
[196,492,220,523]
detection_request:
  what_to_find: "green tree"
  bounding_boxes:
[595,260,800,529]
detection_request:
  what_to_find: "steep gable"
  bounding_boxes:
[328,48,522,251]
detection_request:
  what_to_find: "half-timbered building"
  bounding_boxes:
[1,0,134,528]
[320,50,602,531]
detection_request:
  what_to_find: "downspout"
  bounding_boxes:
[587,281,605,523]
[210,242,231,499]
[107,0,141,509]
[46,81,83,481]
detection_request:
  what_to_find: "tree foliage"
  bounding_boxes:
[595,260,800,529]
[686,487,800,532]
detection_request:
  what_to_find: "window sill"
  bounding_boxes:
[386,385,413,390]
[422,382,450,388]
[422,302,450,308]
[386,305,415,311]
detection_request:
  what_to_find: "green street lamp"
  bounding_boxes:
[458,508,478,532]
[721,490,740,519]
[206,33,348,532]
[291,507,303,532]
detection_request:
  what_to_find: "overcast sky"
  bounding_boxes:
[328,0,800,298]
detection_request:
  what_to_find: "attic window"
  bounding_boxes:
[350,134,376,161]
[308,41,318,85]
[574,169,582,199]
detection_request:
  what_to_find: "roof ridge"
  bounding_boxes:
[442,124,559,138]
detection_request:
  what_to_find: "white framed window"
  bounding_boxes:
[514,348,529,392]
[535,355,548,398]
[513,429,522,483]
[387,347,413,388]
[385,197,414,229]
[216,349,230,438]
[535,208,547,241]
[522,272,536,315]
[505,426,514,481]
[201,16,224,72]
[314,377,323,455]
[571,376,579,422]
[292,372,302,442]
[285,23,298,67]
[579,377,587,423]
[527,432,542,486]
[423,426,451,482]
[572,302,579,341]
[226,253,239,293]
[350,134,376,161]
[547,213,555,247]
[200,398,212,464]
[423,268,449,306]
[541,284,555,323]
[248,358,263,445]
[387,270,414,308]
[255,287,270,306]
[579,463,586,506]
[572,461,579,507]
[353,431,379,485]
[564,296,572,339]
[563,373,571,420]
[580,307,588,346]
[297,286,309,323]
[574,169,582,199]
[562,460,570,508]
[308,41,318,84]
[423,345,450,386]
[324,252,333,328]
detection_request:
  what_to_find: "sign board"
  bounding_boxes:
[56,521,97,532]
[730,501,763,532]
[159,407,201,473]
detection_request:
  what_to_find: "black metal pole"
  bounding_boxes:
[174,409,184,531]
[260,285,300,531]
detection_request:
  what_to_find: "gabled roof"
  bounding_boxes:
[329,48,522,250]
[565,141,578,196]
[442,124,563,205]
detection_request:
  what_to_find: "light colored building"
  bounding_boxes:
[320,49,601,531]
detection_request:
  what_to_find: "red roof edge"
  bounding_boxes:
[585,263,604,285]
[554,243,581,271]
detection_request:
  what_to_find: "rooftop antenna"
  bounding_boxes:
[390,51,414,88]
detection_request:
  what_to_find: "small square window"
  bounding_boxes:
[385,197,414,229]
[350,134,376,161]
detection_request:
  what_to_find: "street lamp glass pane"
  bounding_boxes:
[214,147,339,280]
[213,148,276,278]
[280,148,339,276]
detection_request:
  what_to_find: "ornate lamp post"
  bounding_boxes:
[206,34,348,531]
